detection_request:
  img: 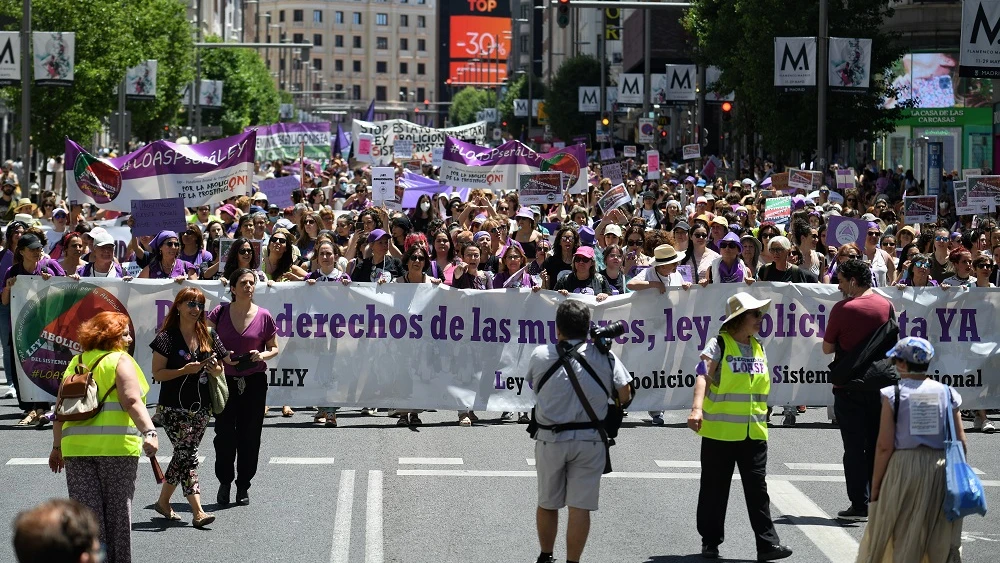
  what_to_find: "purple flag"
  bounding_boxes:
[336,124,352,156]
[364,100,375,122]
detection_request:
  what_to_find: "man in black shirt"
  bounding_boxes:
[758,235,818,283]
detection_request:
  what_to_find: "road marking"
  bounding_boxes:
[270,457,336,465]
[144,456,206,464]
[399,469,535,477]
[526,458,535,466]
[398,457,463,465]
[785,462,985,476]
[330,470,356,563]
[365,470,383,563]
[6,458,48,465]
[767,479,859,563]
[654,460,700,469]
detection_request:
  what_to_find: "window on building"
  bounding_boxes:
[353,60,362,72]
[352,85,361,100]
[376,86,387,101]
[314,10,322,23]
[417,87,426,102]
[399,37,409,50]
[335,35,344,47]
[313,34,322,47]
[279,58,285,71]
[417,39,426,51]
[521,3,530,19]
[417,63,425,75]
[400,62,408,74]
[313,58,322,70]
[293,33,303,44]
[376,13,388,26]
[376,37,388,50]
[279,10,285,22]
[520,35,528,54]
[418,0,426,4]
[400,14,408,27]
[335,11,344,23]
[293,9,303,22]
[352,12,361,24]
[417,15,425,27]
[376,61,387,73]
[353,36,362,48]
[400,87,408,99]
[335,60,344,72]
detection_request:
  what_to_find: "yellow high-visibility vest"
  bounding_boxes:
[61,350,149,457]
[699,332,769,441]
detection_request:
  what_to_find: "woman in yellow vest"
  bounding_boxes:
[686,292,792,561]
[48,311,158,563]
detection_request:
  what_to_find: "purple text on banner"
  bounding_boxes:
[257,175,301,208]
[826,215,869,249]
[130,197,187,237]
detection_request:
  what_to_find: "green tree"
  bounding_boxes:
[544,55,605,143]
[448,87,497,126]
[683,0,903,161]
[198,36,281,136]
[499,74,546,139]
[129,0,194,142]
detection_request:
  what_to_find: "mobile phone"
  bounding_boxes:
[199,353,217,366]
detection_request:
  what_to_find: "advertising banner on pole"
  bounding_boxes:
[352,119,487,165]
[440,138,588,193]
[617,73,644,104]
[12,279,1000,409]
[65,130,256,211]
[774,37,816,92]
[33,31,74,86]
[828,38,872,92]
[248,122,330,161]
[960,0,1000,77]
[578,86,599,112]
[705,66,734,102]
[513,99,529,117]
[125,60,157,100]
[0,32,20,86]
[664,64,697,102]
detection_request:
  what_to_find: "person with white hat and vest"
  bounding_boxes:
[687,292,792,561]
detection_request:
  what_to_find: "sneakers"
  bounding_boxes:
[360,407,375,416]
[458,413,472,426]
[518,412,530,424]
[836,505,868,521]
[783,414,796,426]
[756,544,793,561]
[409,413,422,426]
[983,420,996,434]
[650,413,665,426]
[2,386,15,399]
[701,544,720,559]
[500,411,513,421]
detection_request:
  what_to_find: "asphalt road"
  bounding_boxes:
[1,393,998,563]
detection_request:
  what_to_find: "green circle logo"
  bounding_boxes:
[72,153,122,204]
[14,282,134,397]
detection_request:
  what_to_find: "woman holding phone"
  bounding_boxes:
[149,288,228,528]
[207,268,279,506]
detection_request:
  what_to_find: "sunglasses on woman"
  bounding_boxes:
[718,242,739,250]
[185,300,205,310]
[627,239,642,246]
[574,256,592,264]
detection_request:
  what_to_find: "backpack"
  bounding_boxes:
[55,353,115,422]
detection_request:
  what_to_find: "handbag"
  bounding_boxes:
[828,303,899,390]
[207,328,229,415]
[943,389,988,521]
[55,353,114,422]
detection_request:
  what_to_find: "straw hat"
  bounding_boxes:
[722,292,771,325]
[652,244,685,266]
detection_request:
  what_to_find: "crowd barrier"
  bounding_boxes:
[11,278,1000,409]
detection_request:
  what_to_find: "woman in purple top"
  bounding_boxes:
[178,225,213,267]
[139,231,198,281]
[206,268,279,506]
[0,220,27,404]
[1,233,66,424]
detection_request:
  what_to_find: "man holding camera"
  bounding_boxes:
[526,300,632,563]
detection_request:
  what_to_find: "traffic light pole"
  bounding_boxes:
[599,9,606,149]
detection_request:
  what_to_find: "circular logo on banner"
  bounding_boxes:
[72,153,122,204]
[14,282,134,397]
[540,153,582,191]
[834,221,860,247]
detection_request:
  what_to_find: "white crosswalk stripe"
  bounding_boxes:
[270,457,336,464]
[397,457,463,465]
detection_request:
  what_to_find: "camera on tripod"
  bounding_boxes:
[590,320,627,354]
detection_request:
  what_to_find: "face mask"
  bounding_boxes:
[420,201,431,212]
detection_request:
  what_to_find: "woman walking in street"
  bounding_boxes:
[48,312,158,563]
[149,288,228,528]
[207,268,279,506]
[687,293,792,561]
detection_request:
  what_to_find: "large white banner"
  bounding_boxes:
[828,37,872,92]
[960,0,1000,78]
[33,31,74,86]
[351,119,487,165]
[774,37,816,92]
[664,64,697,102]
[578,86,600,112]
[617,73,644,105]
[12,279,1000,410]
[0,32,20,86]
[513,99,529,117]
[705,66,735,102]
[125,60,157,100]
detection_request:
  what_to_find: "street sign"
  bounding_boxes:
[492,128,502,141]
[481,108,497,123]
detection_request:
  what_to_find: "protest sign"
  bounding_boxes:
[646,151,660,179]
[66,131,255,212]
[352,119,487,165]
[768,172,789,191]
[129,197,186,237]
[682,144,701,160]
[393,139,414,160]
[623,145,637,158]
[257,175,300,209]
[597,183,631,213]
[826,215,868,248]
[835,168,855,191]
[967,175,1000,206]
[600,148,616,161]
[962,168,981,180]
[518,172,563,205]
[249,122,330,160]
[440,138,588,194]
[764,196,791,225]
[431,147,444,168]
[357,134,374,162]
[15,278,1000,409]
[371,167,396,205]
[120,262,142,278]
[603,161,625,186]
[954,180,990,216]
[788,168,819,190]
[904,195,938,224]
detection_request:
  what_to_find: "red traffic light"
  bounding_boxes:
[721,102,732,112]
[501,121,508,127]
[558,0,569,4]
[659,130,667,138]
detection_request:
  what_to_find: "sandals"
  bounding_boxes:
[192,513,216,529]
[17,409,39,426]
[153,502,181,521]
[314,410,327,423]
[281,406,294,417]
[397,415,409,427]
[458,413,472,426]
[409,413,422,426]
[325,415,338,428]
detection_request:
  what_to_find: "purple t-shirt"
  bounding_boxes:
[148,258,196,279]
[1,257,67,287]
[207,304,277,377]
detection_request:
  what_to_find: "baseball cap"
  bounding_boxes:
[17,233,42,250]
[886,336,935,364]
[604,224,623,238]
[573,246,595,260]
[90,229,116,247]
[367,229,390,244]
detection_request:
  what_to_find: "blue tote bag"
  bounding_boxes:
[943,393,988,521]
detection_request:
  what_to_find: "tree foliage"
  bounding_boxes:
[683,0,904,161]
[499,74,546,139]
[544,55,605,143]
[198,37,281,137]
[449,87,497,126]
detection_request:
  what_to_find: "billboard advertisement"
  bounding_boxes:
[884,52,994,109]
[439,0,511,88]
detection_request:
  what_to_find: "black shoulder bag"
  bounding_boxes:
[828,303,899,390]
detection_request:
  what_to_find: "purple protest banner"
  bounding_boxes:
[258,175,301,208]
[65,131,256,212]
[399,170,467,208]
[130,197,187,237]
[826,215,868,249]
[440,138,588,193]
